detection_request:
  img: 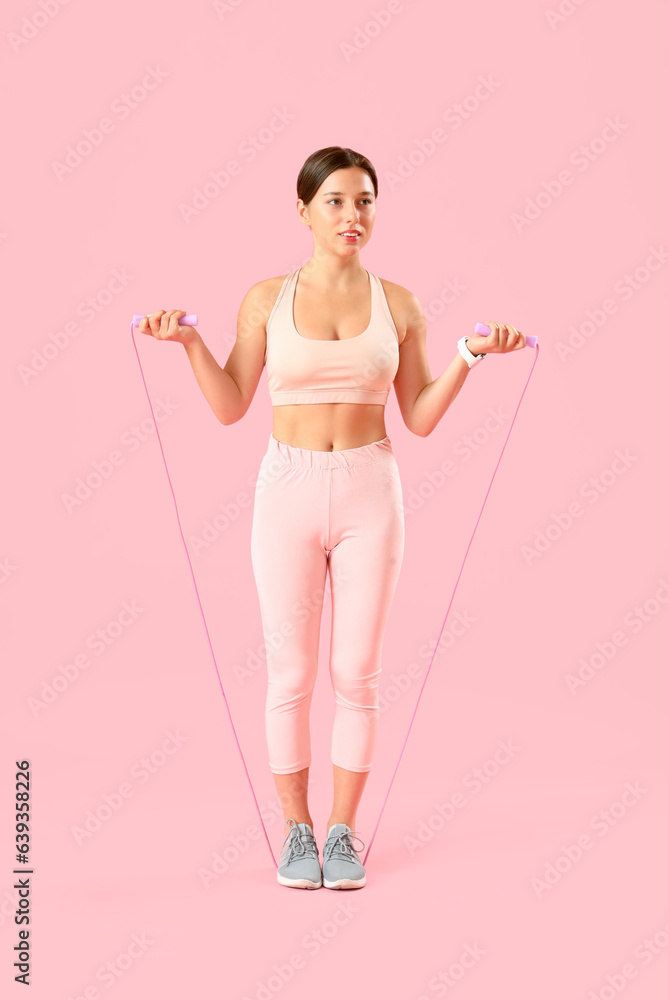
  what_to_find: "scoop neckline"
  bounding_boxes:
[290,267,373,342]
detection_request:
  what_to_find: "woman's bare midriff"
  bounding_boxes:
[272,402,387,451]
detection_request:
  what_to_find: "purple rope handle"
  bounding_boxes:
[130,317,540,873]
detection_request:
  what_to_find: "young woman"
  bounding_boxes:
[139,146,526,891]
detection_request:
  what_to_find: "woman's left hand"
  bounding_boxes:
[468,322,525,356]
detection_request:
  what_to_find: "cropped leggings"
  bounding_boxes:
[250,432,405,774]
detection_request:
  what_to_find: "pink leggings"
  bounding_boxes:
[250,432,405,774]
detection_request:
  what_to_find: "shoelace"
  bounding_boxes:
[324,829,366,865]
[281,818,319,864]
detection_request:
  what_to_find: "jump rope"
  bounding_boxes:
[130,312,540,870]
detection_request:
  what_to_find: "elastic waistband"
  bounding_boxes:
[266,433,394,469]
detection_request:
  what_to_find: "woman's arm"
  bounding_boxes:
[392,291,469,437]
[183,281,273,425]
[393,291,524,437]
[182,335,242,425]
[140,281,273,425]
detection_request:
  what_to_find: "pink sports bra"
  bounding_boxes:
[264,267,400,406]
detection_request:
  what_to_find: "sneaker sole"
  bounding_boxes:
[277,873,322,889]
[322,876,366,889]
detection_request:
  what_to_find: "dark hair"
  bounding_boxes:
[296,146,378,206]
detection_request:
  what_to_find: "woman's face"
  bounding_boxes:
[298,166,376,256]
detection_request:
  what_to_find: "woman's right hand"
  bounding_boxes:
[138,309,198,347]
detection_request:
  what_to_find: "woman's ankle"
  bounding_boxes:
[325,817,355,832]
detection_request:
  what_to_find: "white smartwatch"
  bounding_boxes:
[457,336,487,369]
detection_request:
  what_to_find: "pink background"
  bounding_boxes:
[2,1,667,997]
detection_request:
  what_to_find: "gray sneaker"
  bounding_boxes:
[322,823,366,889]
[276,818,322,889]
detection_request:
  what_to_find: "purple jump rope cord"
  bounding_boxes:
[362,339,540,866]
[130,320,278,868]
[130,318,539,871]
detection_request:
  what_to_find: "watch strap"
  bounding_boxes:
[458,336,487,368]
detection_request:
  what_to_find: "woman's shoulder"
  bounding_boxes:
[376,274,423,317]
[253,272,292,293]
[244,272,292,299]
[374,275,419,346]
[239,273,292,322]
[375,274,418,306]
